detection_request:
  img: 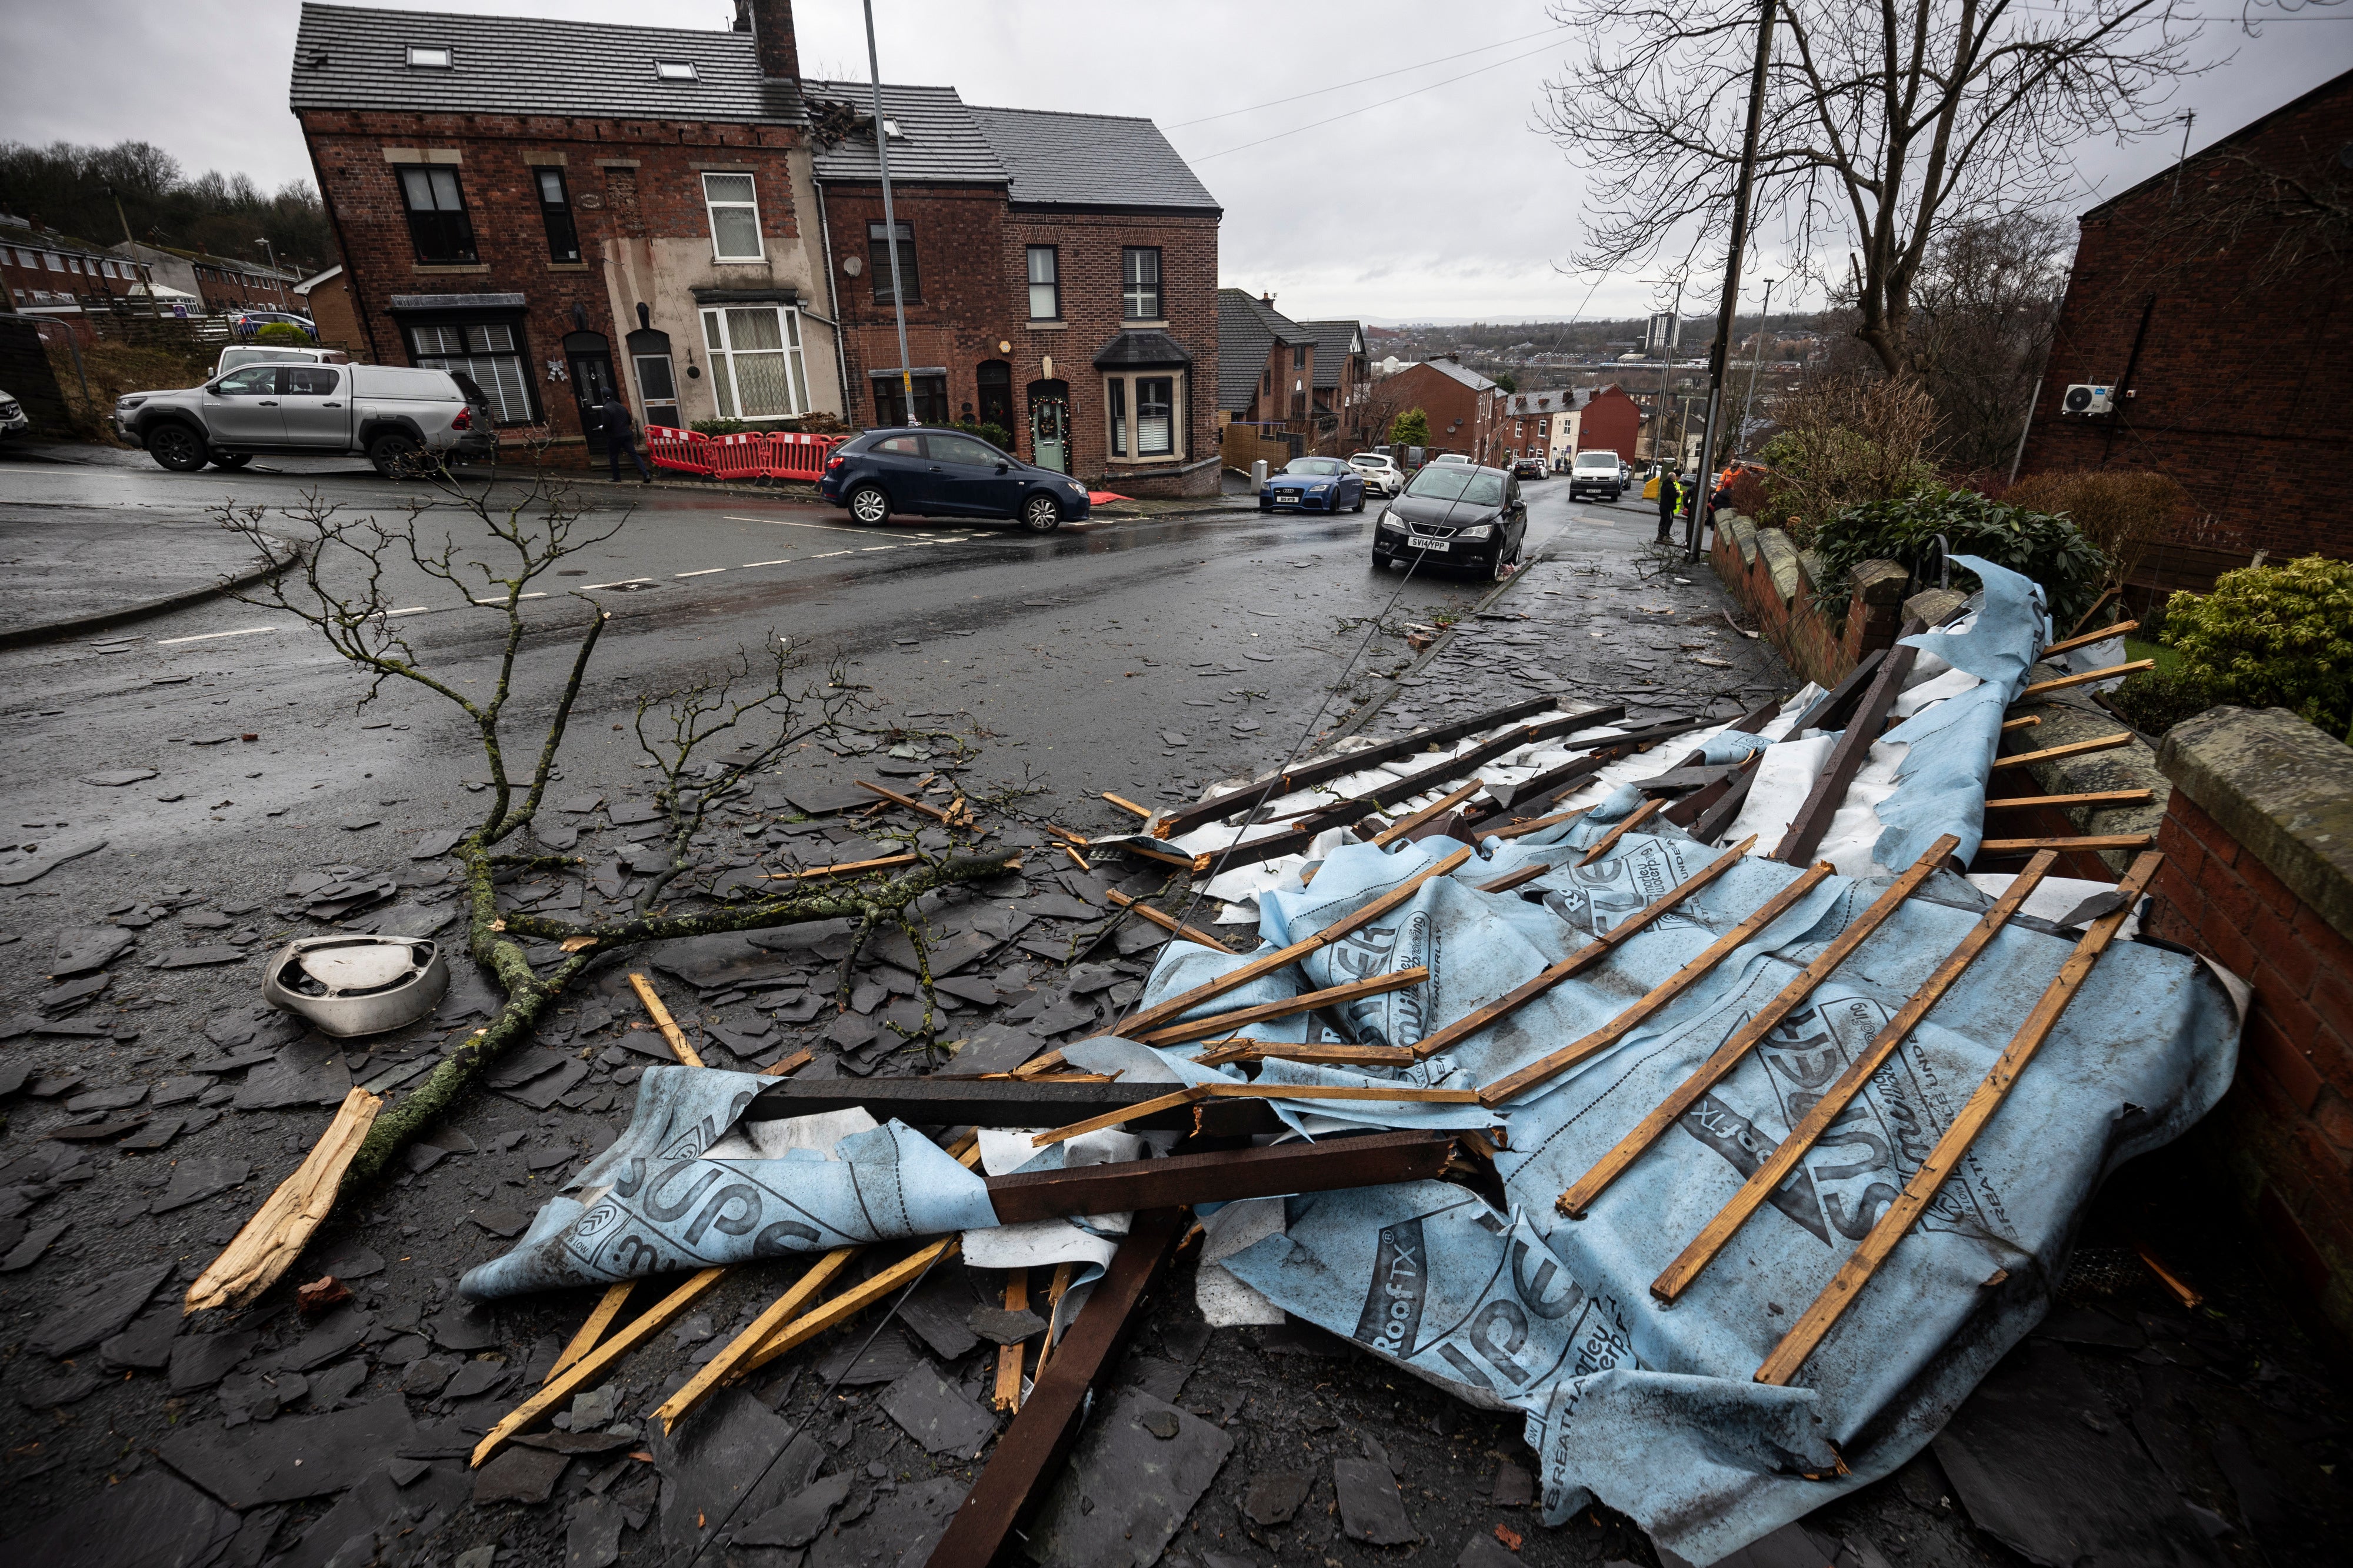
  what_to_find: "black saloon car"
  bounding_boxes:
[818,428,1091,531]
[1372,461,1528,579]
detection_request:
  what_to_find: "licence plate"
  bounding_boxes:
[1276,493,1300,504]
[1412,538,1451,552]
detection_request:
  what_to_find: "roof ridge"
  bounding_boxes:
[302,0,742,45]
[965,102,1160,125]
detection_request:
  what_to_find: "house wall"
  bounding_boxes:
[1378,361,1485,459]
[1,238,144,312]
[299,107,828,462]
[817,180,1009,434]
[2020,72,2353,582]
[299,273,369,358]
[1576,385,1641,465]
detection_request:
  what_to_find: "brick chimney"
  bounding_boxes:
[735,0,802,82]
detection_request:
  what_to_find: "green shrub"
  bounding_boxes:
[690,418,754,436]
[1814,486,2110,632]
[2107,668,2216,738]
[1389,408,1431,450]
[254,321,310,345]
[950,419,1013,452]
[2163,555,2353,740]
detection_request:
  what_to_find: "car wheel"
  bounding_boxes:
[848,484,891,525]
[145,423,208,472]
[210,453,252,470]
[1490,541,1519,582]
[1351,491,1366,513]
[1021,493,1061,533]
[369,432,422,478]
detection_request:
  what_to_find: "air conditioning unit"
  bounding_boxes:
[2062,383,2115,416]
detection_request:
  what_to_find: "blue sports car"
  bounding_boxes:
[1259,455,1367,513]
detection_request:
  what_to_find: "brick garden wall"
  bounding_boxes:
[2144,706,2353,1342]
[1708,514,1912,690]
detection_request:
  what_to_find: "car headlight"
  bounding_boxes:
[1377,512,1403,533]
[1066,481,1085,493]
[1458,523,1495,541]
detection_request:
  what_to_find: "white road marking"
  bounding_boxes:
[384,606,432,617]
[741,559,794,568]
[582,578,658,590]
[724,514,878,537]
[860,545,898,552]
[470,592,549,604]
[812,551,851,558]
[158,625,282,646]
[675,568,726,578]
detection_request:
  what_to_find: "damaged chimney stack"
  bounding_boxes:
[735,0,803,83]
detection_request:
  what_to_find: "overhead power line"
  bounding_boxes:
[1162,24,1572,129]
[1189,40,1568,162]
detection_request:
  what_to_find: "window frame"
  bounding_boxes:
[699,303,813,422]
[1101,369,1185,463]
[870,371,948,429]
[406,45,452,69]
[654,59,699,81]
[867,221,919,305]
[1108,378,1126,457]
[534,167,581,264]
[700,172,765,263]
[405,317,536,425]
[1120,246,1161,320]
[1025,245,1059,321]
[394,164,478,266]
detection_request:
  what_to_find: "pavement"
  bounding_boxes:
[0,450,2344,1568]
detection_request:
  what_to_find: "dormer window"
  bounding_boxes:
[655,60,698,81]
[407,45,451,69]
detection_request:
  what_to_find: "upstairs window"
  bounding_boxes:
[1292,343,1307,369]
[535,168,581,263]
[868,221,919,304]
[1025,245,1059,319]
[396,165,476,265]
[654,60,699,81]
[1121,246,1160,319]
[406,46,451,68]
[701,173,763,261]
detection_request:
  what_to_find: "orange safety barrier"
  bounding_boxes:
[708,432,769,482]
[767,431,842,481]
[644,426,712,475]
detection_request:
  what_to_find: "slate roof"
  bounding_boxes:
[1092,330,1193,369]
[1411,356,1499,393]
[803,82,1008,186]
[1300,320,1362,391]
[968,106,1219,212]
[289,4,802,123]
[1215,290,1315,411]
[1504,390,1572,416]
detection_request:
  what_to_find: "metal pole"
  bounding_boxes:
[1737,276,1775,457]
[1656,285,1680,469]
[863,0,916,426]
[1687,0,1780,562]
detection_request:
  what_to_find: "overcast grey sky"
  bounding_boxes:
[5,1,2347,322]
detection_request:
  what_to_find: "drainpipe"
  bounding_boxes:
[811,178,854,421]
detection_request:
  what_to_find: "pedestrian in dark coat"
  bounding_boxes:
[599,392,651,483]
[1655,468,1682,542]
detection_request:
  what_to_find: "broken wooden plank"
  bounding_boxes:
[1774,624,1921,865]
[1791,648,1886,735]
[1988,732,2135,770]
[1370,779,1486,848]
[651,1248,856,1433]
[1191,1039,1418,1067]
[745,1076,1284,1137]
[2040,619,2139,658]
[1475,862,1551,894]
[1489,860,1835,1110]
[993,1270,1029,1413]
[1118,847,1474,1037]
[1485,806,1591,843]
[1106,890,1234,953]
[1102,792,1155,819]
[1981,790,2154,812]
[1133,966,1432,1048]
[1557,840,1955,1217]
[627,973,704,1067]
[923,1209,1189,1568]
[2021,660,2156,698]
[547,1282,634,1384]
[856,777,955,825]
[1652,852,2058,1303]
[763,852,922,881]
[1578,798,1664,865]
[1686,753,1765,845]
[1670,749,1761,833]
[738,1237,963,1380]
[991,1130,1457,1216]
[758,1046,816,1079]
[1028,1087,1478,1149]
[1403,836,1758,1065]
[475,1266,726,1464]
[184,1086,382,1314]
[1977,833,2154,853]
[1999,715,2041,733]
[1752,852,2159,1385]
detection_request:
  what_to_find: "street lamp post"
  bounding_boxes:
[1737,276,1776,458]
[864,0,917,427]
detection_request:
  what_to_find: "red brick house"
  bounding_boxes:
[1,218,158,317]
[294,264,364,353]
[2021,65,2353,590]
[1302,318,1367,448]
[292,1,1219,488]
[1376,355,1499,462]
[119,243,301,313]
[1215,289,1318,443]
[812,90,1222,495]
[1573,383,1642,467]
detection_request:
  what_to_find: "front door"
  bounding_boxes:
[1028,382,1070,473]
[568,351,618,458]
[202,364,285,446]
[279,365,349,449]
[633,353,679,431]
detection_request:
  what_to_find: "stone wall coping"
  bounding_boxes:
[2159,705,2353,945]
[1755,526,1802,603]
[1727,512,1758,566]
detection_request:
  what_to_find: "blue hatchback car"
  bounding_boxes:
[1259,455,1367,514]
[819,426,1092,532]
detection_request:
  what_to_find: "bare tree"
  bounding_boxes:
[1537,1,2210,377]
[217,462,1013,1197]
[1911,211,2070,469]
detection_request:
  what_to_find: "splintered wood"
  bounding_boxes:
[627,973,704,1067]
[1752,852,2162,1386]
[184,1086,382,1314]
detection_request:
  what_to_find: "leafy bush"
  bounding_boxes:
[2163,555,2353,740]
[950,419,1013,452]
[1814,486,2109,630]
[1757,376,1937,546]
[2107,668,2216,737]
[2003,469,2187,609]
[254,321,310,345]
[1389,408,1431,450]
[690,418,754,436]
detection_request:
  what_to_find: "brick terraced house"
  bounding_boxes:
[291,0,1221,489]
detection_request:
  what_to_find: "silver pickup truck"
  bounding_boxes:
[115,362,494,476]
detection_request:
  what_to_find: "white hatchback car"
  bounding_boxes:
[1347,450,1405,497]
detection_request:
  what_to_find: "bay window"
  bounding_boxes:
[1100,371,1184,461]
[700,305,811,420]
